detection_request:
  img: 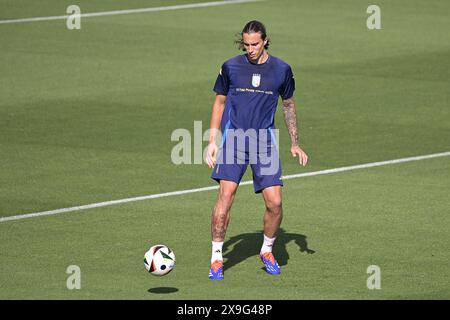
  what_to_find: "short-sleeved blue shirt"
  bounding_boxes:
[213,54,295,135]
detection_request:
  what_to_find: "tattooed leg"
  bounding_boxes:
[211,180,238,241]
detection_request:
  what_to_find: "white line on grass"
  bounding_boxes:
[0,0,263,25]
[1,151,449,223]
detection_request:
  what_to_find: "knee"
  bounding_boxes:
[219,188,235,205]
[265,198,282,214]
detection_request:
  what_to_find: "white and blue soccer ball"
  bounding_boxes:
[144,244,176,276]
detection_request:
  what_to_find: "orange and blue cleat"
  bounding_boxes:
[260,252,280,275]
[209,260,224,280]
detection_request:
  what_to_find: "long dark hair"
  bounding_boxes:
[235,20,270,51]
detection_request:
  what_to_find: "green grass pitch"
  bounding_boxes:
[0,0,449,299]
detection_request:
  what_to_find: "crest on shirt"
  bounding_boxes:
[252,73,261,87]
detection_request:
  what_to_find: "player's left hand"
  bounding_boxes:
[291,145,308,166]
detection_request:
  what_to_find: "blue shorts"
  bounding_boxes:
[211,145,283,193]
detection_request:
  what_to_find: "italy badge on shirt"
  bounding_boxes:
[252,74,261,87]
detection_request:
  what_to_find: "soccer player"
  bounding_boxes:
[205,20,308,280]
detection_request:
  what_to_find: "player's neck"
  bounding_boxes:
[248,50,269,65]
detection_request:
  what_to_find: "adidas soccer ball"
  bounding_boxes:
[144,244,176,276]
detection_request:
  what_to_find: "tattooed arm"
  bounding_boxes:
[282,97,308,166]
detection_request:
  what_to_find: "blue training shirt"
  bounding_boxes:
[213,54,295,138]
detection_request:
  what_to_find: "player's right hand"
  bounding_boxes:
[206,142,218,168]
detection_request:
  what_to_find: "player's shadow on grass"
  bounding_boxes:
[222,228,315,272]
